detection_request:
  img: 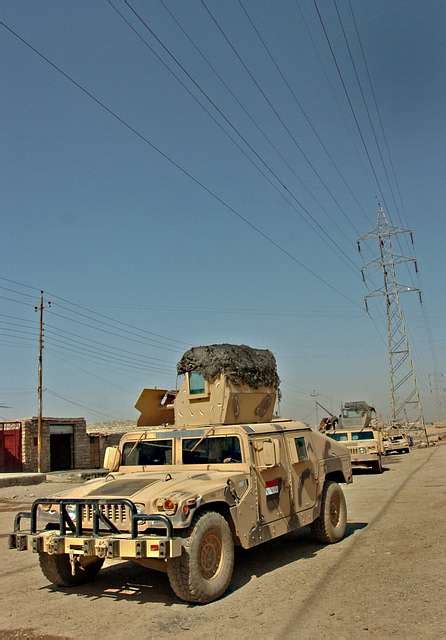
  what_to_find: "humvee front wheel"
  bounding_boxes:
[39,553,104,587]
[311,481,347,544]
[372,457,383,474]
[167,511,234,603]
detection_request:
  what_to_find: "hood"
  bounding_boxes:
[55,470,245,505]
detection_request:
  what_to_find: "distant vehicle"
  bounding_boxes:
[325,401,385,474]
[9,344,352,604]
[383,432,410,455]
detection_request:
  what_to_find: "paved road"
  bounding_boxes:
[1,446,445,640]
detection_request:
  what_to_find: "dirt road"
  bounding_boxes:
[1,446,445,640]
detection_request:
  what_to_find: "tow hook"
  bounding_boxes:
[96,540,108,559]
[69,554,78,577]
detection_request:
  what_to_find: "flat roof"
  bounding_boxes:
[121,420,310,439]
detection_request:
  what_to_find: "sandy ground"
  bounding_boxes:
[0,446,445,640]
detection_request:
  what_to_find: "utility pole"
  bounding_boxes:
[35,291,51,472]
[358,206,429,445]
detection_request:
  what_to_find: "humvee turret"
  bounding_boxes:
[10,345,352,603]
[325,401,385,473]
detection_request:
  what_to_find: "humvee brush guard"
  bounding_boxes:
[10,344,352,603]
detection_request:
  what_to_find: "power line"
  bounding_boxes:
[0,284,35,299]
[45,332,172,372]
[312,0,388,207]
[294,0,371,185]
[0,17,359,306]
[346,0,405,224]
[0,275,184,354]
[46,334,172,374]
[199,0,360,236]
[332,0,397,219]
[48,308,182,353]
[51,301,181,352]
[45,322,171,365]
[333,1,422,302]
[237,0,367,234]
[46,388,117,420]
[118,0,363,276]
[0,294,32,308]
[157,0,357,246]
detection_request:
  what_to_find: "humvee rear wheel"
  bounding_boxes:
[167,511,234,603]
[311,481,347,544]
[39,553,104,587]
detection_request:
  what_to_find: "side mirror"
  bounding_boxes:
[103,446,121,471]
[255,439,278,468]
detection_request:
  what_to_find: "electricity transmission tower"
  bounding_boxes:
[358,206,428,442]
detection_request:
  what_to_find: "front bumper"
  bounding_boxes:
[350,453,380,464]
[9,497,183,560]
[385,445,408,454]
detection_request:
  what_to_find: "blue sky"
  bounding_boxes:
[0,0,445,424]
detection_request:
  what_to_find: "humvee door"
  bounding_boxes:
[285,433,317,512]
[251,435,291,525]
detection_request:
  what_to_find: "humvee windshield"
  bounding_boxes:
[182,436,242,464]
[351,431,375,441]
[328,433,348,442]
[122,439,173,465]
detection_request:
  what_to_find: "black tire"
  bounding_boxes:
[311,481,347,544]
[39,553,104,587]
[167,511,234,604]
[372,457,383,474]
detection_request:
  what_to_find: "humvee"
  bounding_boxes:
[383,431,410,455]
[10,345,352,604]
[325,401,385,474]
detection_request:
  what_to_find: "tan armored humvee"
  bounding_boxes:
[383,430,410,455]
[325,401,385,474]
[10,345,352,604]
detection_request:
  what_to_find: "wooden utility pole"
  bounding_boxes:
[35,291,50,472]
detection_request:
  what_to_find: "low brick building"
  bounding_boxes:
[0,417,91,473]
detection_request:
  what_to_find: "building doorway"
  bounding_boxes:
[49,424,74,471]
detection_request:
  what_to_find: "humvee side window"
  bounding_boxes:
[294,437,308,461]
[122,440,173,465]
[189,372,206,395]
[182,436,242,464]
[328,433,348,442]
[351,431,374,441]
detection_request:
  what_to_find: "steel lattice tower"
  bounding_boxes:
[358,207,428,440]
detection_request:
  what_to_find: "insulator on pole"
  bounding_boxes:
[419,291,423,305]
[357,241,361,254]
[364,298,369,313]
[414,261,418,273]
[410,232,414,245]
[361,269,366,284]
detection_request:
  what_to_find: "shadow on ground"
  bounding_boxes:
[41,522,367,607]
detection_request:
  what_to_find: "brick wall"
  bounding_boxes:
[21,417,90,473]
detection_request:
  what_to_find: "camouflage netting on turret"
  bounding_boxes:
[177,344,280,389]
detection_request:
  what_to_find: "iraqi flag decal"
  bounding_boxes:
[265,478,280,496]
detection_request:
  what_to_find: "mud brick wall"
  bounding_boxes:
[21,417,90,473]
